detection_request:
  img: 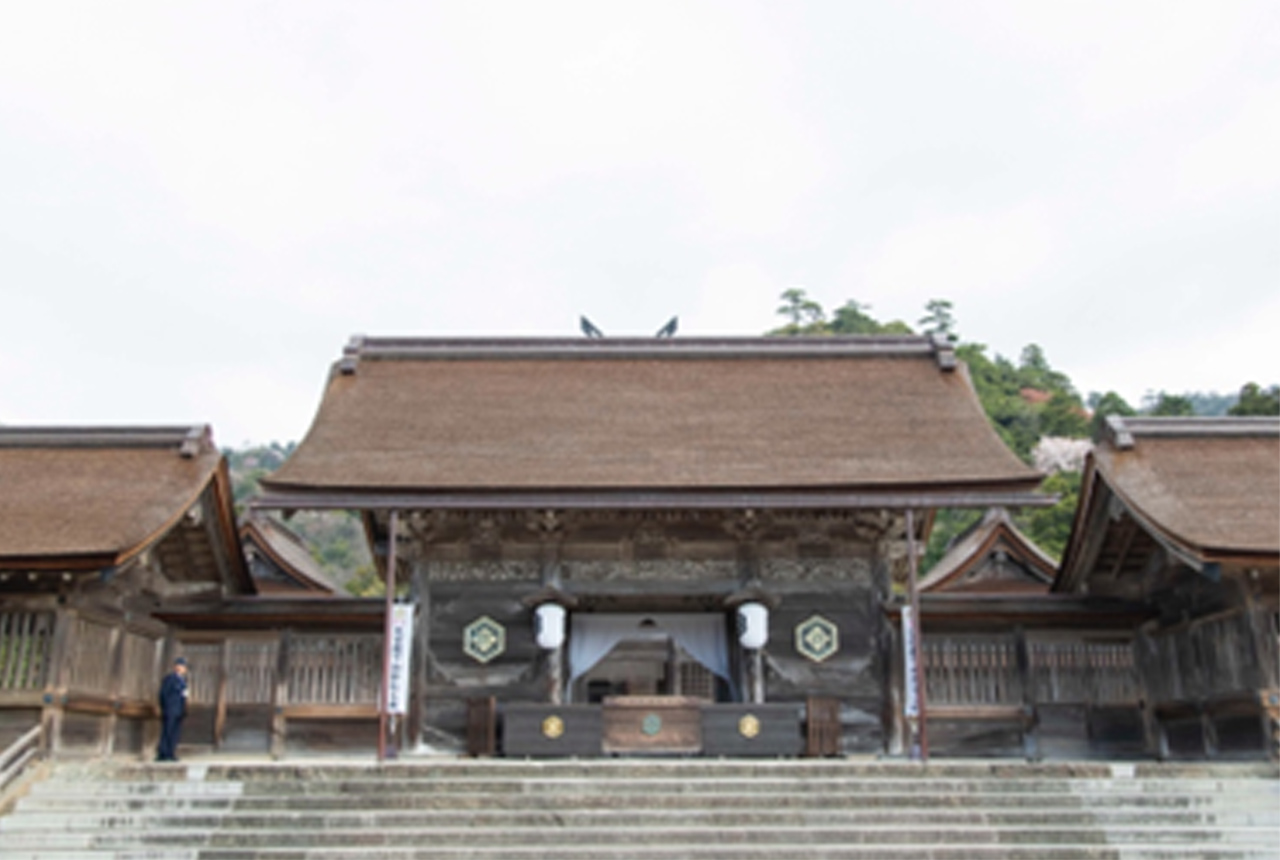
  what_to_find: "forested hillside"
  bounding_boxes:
[770,289,1278,567]
[227,298,1277,592]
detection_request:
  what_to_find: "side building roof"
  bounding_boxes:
[1056,416,1279,598]
[260,336,1043,510]
[919,507,1057,595]
[0,426,251,593]
[242,513,340,595]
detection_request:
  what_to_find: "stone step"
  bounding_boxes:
[4,823,1278,851]
[75,760,1280,783]
[28,775,1280,798]
[4,848,1279,860]
[4,809,1279,835]
[17,792,1279,817]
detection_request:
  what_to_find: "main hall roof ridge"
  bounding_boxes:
[338,333,957,373]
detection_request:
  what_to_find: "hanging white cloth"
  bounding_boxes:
[566,613,734,701]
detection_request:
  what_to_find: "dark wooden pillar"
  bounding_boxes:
[214,638,231,750]
[270,629,291,760]
[40,609,75,757]
[102,624,124,756]
[1015,626,1040,761]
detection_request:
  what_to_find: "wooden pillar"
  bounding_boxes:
[379,511,399,762]
[411,562,430,752]
[214,638,231,750]
[547,645,564,705]
[41,609,75,757]
[1015,626,1040,761]
[102,625,124,756]
[270,630,290,760]
[904,509,928,761]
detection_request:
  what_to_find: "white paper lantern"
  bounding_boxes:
[534,602,566,650]
[737,602,769,650]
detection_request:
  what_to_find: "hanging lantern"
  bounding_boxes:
[534,602,567,650]
[737,601,769,650]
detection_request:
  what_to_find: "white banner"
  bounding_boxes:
[387,604,414,715]
[902,605,919,719]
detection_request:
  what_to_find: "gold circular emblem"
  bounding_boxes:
[541,715,565,739]
[738,714,761,739]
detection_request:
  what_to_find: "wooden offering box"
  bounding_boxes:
[602,696,702,755]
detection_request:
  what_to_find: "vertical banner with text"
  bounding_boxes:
[902,605,919,719]
[387,603,414,715]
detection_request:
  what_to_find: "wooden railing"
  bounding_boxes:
[0,725,41,798]
[922,636,1021,707]
[0,612,54,692]
[1029,641,1139,705]
[287,635,381,706]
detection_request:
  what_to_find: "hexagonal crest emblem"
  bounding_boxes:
[463,615,506,664]
[795,614,839,663]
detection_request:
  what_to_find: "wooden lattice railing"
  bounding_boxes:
[922,636,1021,707]
[1029,640,1139,705]
[0,611,54,692]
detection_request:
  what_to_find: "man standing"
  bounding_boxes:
[156,656,189,762]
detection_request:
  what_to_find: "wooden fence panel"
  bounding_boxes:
[117,632,162,703]
[1029,640,1138,705]
[923,636,1020,707]
[286,635,380,706]
[0,611,54,691]
[228,640,278,705]
[180,643,222,706]
[66,617,114,696]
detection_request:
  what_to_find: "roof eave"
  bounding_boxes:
[252,483,1053,512]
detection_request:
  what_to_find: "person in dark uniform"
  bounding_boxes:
[156,656,189,762]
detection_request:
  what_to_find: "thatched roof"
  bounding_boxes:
[260,336,1042,509]
[241,514,339,595]
[919,507,1056,594]
[0,427,244,577]
[1057,417,1279,594]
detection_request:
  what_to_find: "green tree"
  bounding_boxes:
[918,298,958,342]
[1229,382,1280,416]
[1088,391,1137,438]
[774,288,827,334]
[1039,390,1089,439]
[1012,471,1081,561]
[1146,392,1196,416]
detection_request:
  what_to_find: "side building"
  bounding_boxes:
[0,426,250,756]
[1055,416,1280,760]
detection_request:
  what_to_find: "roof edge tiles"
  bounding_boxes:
[0,425,214,458]
[337,334,958,372]
[1101,415,1279,450]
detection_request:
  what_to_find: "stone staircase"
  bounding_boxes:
[1,759,1278,859]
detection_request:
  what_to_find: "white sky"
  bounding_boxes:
[1,1,1277,446]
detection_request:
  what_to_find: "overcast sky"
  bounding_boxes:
[2,2,1277,446]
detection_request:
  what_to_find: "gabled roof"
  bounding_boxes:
[259,336,1043,510]
[0,426,250,590]
[241,513,339,595]
[1056,416,1280,595]
[919,507,1056,594]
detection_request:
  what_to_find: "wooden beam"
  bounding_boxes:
[253,488,1055,513]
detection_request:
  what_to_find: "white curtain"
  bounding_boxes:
[566,613,734,701]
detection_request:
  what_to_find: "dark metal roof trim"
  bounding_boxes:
[334,334,961,373]
[0,425,213,458]
[252,487,1055,512]
[1102,415,1279,449]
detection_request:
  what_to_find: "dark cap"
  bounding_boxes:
[174,657,188,666]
